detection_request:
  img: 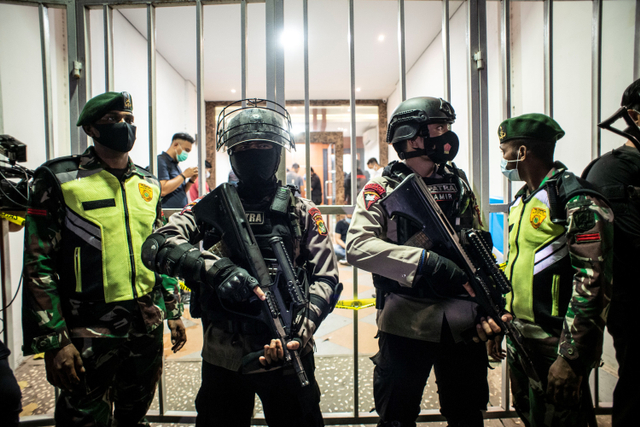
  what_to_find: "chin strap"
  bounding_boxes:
[399,148,429,160]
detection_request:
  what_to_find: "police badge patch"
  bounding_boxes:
[363,183,386,210]
[138,182,153,202]
[530,207,547,229]
[309,207,328,236]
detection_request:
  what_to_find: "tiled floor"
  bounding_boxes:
[14,265,614,425]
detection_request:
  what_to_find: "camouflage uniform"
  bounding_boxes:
[346,161,489,427]
[155,185,340,426]
[22,146,182,427]
[505,161,613,427]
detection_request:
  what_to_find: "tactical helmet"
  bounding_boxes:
[216,99,295,153]
[621,78,640,111]
[387,97,456,144]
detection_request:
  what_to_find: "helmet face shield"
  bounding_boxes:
[216,99,295,153]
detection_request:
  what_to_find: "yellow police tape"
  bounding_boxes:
[335,298,376,310]
[0,212,25,226]
[179,280,190,292]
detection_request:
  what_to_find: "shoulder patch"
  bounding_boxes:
[180,198,201,215]
[138,182,153,202]
[529,207,547,229]
[308,207,328,236]
[363,183,386,210]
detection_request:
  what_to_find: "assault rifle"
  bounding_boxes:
[192,183,310,387]
[379,173,543,391]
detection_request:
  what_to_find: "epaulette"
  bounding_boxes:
[134,164,155,178]
[40,155,81,175]
[547,171,608,224]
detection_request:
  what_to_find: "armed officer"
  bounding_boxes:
[491,113,613,426]
[346,96,505,427]
[21,91,185,427]
[583,80,640,427]
[141,99,341,427]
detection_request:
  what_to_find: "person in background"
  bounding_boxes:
[344,168,367,204]
[228,169,239,186]
[287,163,305,197]
[582,78,640,427]
[333,214,351,264]
[367,157,383,179]
[310,167,322,205]
[491,113,613,426]
[21,91,186,427]
[158,132,198,208]
[189,160,212,202]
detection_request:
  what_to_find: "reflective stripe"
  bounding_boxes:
[74,247,82,292]
[533,235,568,275]
[534,245,568,275]
[531,189,550,207]
[64,214,102,250]
[65,208,101,238]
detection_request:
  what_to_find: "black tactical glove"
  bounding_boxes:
[203,258,259,303]
[142,233,205,283]
[419,251,468,296]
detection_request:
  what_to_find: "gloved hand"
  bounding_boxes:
[202,257,259,302]
[142,233,205,283]
[420,251,468,296]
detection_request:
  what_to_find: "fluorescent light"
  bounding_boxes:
[378,34,385,42]
[231,89,236,93]
[280,29,301,50]
[356,88,361,92]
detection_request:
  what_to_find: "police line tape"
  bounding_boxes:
[334,298,376,310]
[0,212,25,226]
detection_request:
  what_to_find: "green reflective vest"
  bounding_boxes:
[50,161,160,303]
[506,181,574,330]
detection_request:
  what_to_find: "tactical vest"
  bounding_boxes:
[195,185,305,329]
[373,161,475,300]
[506,169,602,331]
[44,156,160,303]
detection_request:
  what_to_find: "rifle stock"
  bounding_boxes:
[193,183,310,387]
[380,173,543,391]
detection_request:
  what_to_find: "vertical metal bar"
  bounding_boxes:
[500,0,512,412]
[592,0,602,159]
[83,5,92,103]
[103,4,114,92]
[275,0,285,110]
[196,0,207,199]
[543,0,553,117]
[1,221,13,369]
[266,0,276,105]
[69,2,89,153]
[241,0,248,103]
[147,4,158,176]
[39,4,55,161]
[304,0,311,199]
[478,0,489,228]
[634,0,640,80]
[348,0,359,416]
[442,0,451,102]
[398,0,407,102]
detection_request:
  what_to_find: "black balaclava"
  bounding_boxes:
[92,122,137,153]
[231,145,282,200]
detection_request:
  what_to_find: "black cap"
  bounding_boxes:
[622,79,640,111]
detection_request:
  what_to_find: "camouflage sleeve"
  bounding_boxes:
[295,199,341,351]
[21,167,71,355]
[559,194,614,371]
[160,274,183,320]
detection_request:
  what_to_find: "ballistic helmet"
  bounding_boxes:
[387,97,456,145]
[216,99,295,153]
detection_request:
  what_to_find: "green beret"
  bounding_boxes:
[498,113,565,144]
[76,91,133,126]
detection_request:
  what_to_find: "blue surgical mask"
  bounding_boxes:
[177,148,188,162]
[500,155,522,181]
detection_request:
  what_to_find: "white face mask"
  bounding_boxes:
[500,149,523,181]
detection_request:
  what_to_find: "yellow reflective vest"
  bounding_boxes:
[49,158,160,303]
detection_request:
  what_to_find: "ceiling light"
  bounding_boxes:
[356,88,361,92]
[378,34,385,42]
[280,30,302,50]
[231,89,236,93]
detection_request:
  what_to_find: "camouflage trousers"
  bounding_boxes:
[54,325,163,427]
[507,335,594,427]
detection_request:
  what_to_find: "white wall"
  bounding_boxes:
[89,9,198,170]
[0,4,196,368]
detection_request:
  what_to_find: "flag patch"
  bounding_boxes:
[363,183,386,210]
[27,208,47,217]
[576,232,601,243]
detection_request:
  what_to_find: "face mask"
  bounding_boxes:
[206,171,211,179]
[424,131,460,164]
[93,122,136,153]
[177,147,189,162]
[230,147,281,184]
[500,151,522,181]
[345,217,352,224]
